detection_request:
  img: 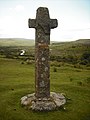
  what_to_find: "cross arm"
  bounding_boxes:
[28,19,36,28]
[50,19,58,29]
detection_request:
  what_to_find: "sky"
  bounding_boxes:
[0,0,90,41]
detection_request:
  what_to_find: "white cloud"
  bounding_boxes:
[0,15,35,39]
[9,8,13,10]
[9,5,25,12]
[15,5,24,12]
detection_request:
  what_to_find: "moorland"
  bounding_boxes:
[0,38,90,120]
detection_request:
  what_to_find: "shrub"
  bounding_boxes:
[21,61,24,64]
[79,59,88,65]
[81,52,90,61]
[53,67,57,72]
[70,78,73,82]
[80,52,90,65]
[86,77,90,84]
[77,81,83,86]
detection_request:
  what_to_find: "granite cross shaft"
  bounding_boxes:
[28,7,58,99]
[21,7,66,111]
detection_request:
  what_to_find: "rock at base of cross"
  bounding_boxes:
[21,92,66,111]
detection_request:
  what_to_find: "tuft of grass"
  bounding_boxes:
[77,81,83,86]
[53,67,57,72]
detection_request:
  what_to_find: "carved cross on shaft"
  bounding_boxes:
[28,7,58,99]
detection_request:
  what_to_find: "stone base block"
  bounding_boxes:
[21,92,66,111]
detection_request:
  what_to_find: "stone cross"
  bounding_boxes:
[28,7,58,99]
[21,7,66,111]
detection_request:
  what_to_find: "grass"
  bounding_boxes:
[0,58,90,120]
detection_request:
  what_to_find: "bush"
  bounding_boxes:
[79,59,88,65]
[77,81,83,86]
[73,64,82,69]
[86,77,90,84]
[70,78,73,82]
[53,67,57,72]
[26,59,34,64]
[81,52,90,60]
[80,52,90,65]
[21,61,24,64]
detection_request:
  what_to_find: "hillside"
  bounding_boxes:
[0,38,35,46]
[0,38,90,65]
[50,39,90,64]
[0,38,90,47]
[51,39,90,54]
[50,39,90,56]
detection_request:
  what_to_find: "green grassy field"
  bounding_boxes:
[0,58,90,120]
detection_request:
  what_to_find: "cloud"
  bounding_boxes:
[15,5,24,12]
[9,5,25,12]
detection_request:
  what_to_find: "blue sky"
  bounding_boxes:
[0,0,90,41]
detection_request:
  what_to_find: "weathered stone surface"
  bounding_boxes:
[21,7,66,111]
[21,92,66,111]
[31,100,56,111]
[28,7,58,99]
[50,92,66,107]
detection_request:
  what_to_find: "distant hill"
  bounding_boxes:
[51,39,90,45]
[0,38,90,65]
[51,39,90,52]
[50,39,90,64]
[0,38,35,46]
[0,38,90,47]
